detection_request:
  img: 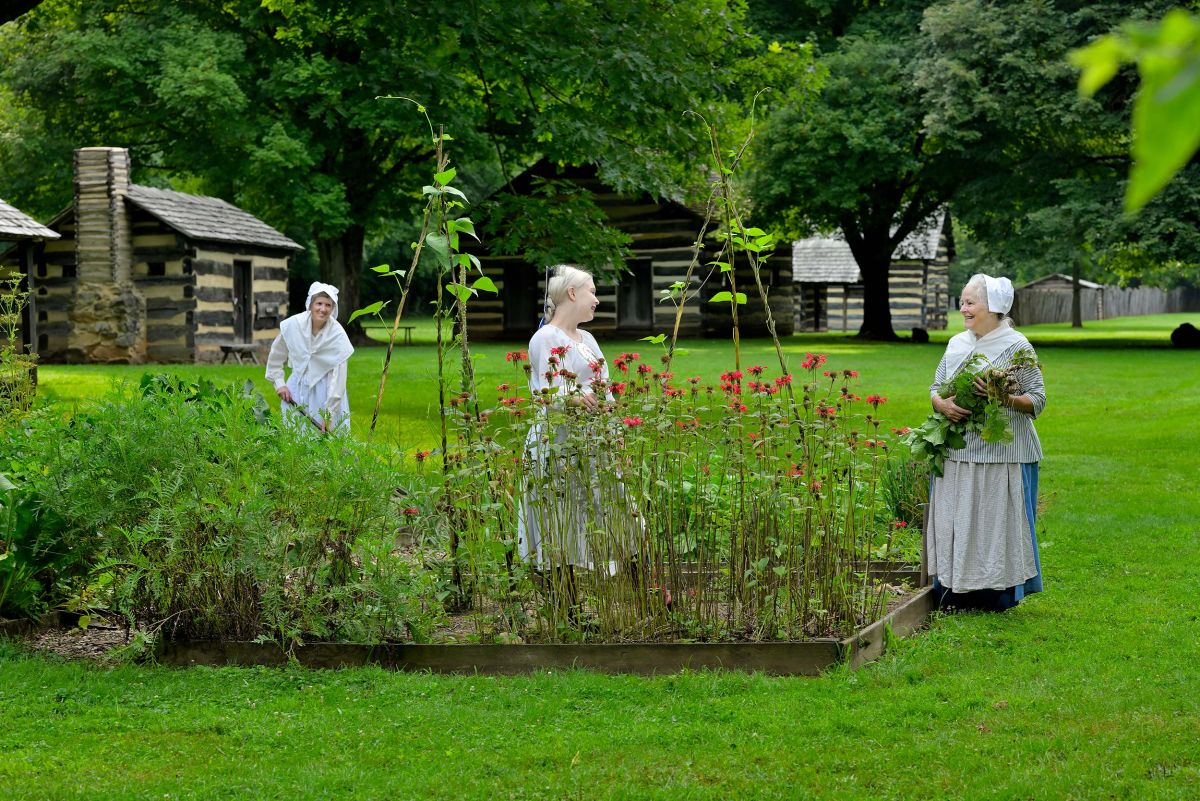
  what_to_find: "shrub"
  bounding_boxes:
[9,376,443,645]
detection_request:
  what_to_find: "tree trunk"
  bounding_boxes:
[1071,253,1083,328]
[844,219,900,341]
[315,224,368,342]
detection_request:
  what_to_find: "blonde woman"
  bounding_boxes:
[516,265,640,620]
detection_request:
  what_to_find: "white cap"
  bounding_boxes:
[984,276,1014,314]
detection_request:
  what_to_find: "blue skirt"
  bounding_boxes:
[931,463,1043,612]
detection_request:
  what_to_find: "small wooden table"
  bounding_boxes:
[398,325,416,345]
[219,343,260,365]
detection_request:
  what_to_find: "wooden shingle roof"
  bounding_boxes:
[0,198,60,241]
[792,210,947,283]
[125,186,301,251]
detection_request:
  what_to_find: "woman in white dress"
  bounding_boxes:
[517,265,641,620]
[927,274,1046,611]
[265,281,355,434]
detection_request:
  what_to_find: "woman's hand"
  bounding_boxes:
[579,393,599,412]
[276,385,293,404]
[972,376,989,397]
[934,394,971,423]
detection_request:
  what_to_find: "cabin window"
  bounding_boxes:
[183,284,194,299]
[36,262,47,278]
[148,261,166,277]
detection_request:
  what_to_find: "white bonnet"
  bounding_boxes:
[305,282,341,318]
[983,276,1014,314]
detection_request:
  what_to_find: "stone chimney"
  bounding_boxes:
[69,147,144,362]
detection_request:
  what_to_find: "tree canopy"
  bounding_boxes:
[750,0,1200,338]
[0,0,811,331]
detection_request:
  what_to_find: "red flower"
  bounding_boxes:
[748,365,766,376]
[893,520,908,529]
[816,404,837,419]
[801,352,828,371]
[775,374,793,386]
[403,507,419,516]
[809,480,823,493]
[500,396,525,406]
[843,369,858,378]
[496,383,511,392]
[664,387,683,398]
[637,364,653,375]
[748,432,760,441]
[414,450,432,461]
[622,416,643,427]
[505,350,527,363]
[866,395,888,408]
[589,360,603,375]
[550,345,571,357]
[730,370,744,381]
[890,426,912,435]
[731,402,748,413]
[788,464,805,478]
[687,376,701,384]
[611,381,628,397]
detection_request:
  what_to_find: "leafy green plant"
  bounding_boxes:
[903,349,1039,476]
[0,273,37,426]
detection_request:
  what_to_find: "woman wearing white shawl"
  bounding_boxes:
[265,282,355,434]
[926,274,1046,611]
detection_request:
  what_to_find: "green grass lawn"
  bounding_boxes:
[4,315,1200,799]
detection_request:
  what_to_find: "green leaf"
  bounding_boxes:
[434,167,457,186]
[639,333,667,344]
[445,283,474,303]
[710,291,733,303]
[425,233,451,268]
[348,300,388,324]
[371,264,392,274]
[472,276,498,294]
[452,217,478,240]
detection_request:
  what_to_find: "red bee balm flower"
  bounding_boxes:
[414,450,432,461]
[505,350,528,363]
[550,345,571,357]
[622,416,643,427]
[403,507,419,516]
[866,395,888,407]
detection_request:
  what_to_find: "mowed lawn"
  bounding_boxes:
[3,313,1199,799]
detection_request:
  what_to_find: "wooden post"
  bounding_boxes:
[18,241,38,357]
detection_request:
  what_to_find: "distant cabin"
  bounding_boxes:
[0,147,301,363]
[1011,273,1200,324]
[465,161,794,341]
[792,212,952,333]
[0,198,61,358]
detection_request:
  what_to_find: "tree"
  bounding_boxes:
[1,0,804,335]
[917,0,1200,313]
[751,1,975,339]
[749,0,1200,337]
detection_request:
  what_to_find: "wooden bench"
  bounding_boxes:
[398,325,415,345]
[219,343,260,365]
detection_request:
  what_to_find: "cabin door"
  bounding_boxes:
[232,260,253,343]
[617,258,653,329]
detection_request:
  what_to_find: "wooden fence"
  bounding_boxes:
[1012,285,1200,325]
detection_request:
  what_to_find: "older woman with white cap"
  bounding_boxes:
[926,273,1046,611]
[265,281,355,433]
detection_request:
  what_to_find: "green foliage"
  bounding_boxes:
[903,350,1038,476]
[1073,9,1200,212]
[0,470,76,619]
[5,377,443,644]
[0,0,805,319]
[479,178,634,279]
[0,273,36,426]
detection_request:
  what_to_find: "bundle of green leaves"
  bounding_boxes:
[903,350,1038,476]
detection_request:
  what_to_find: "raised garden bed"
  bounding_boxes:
[154,583,933,676]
